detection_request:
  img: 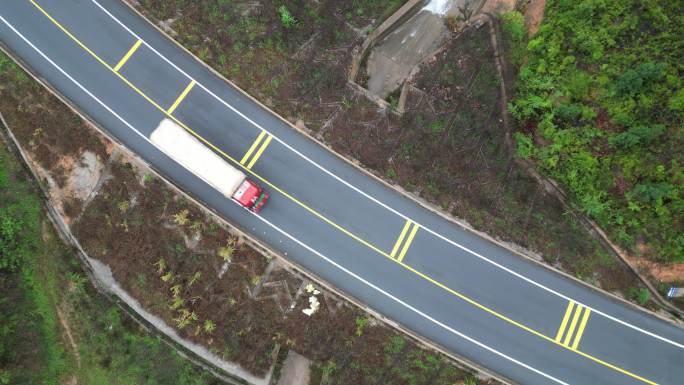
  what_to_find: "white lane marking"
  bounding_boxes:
[0,14,571,385]
[89,0,684,349]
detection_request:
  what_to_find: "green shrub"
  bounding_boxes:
[501,11,527,66]
[277,5,297,28]
[501,11,526,42]
[609,125,666,149]
[513,132,535,158]
[628,287,651,306]
[0,152,40,272]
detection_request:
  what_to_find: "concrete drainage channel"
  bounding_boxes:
[349,0,487,106]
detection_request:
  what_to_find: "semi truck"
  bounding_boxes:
[150,118,269,212]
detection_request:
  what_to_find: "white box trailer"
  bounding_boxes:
[150,119,268,212]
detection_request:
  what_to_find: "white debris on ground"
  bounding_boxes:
[302,283,322,316]
[421,0,452,15]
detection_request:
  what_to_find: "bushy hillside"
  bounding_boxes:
[511,0,684,261]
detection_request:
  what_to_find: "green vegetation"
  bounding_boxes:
[500,11,526,67]
[510,0,684,262]
[628,286,651,306]
[0,147,40,273]
[277,5,297,28]
[0,143,219,384]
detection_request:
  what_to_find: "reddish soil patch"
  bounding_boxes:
[626,254,684,283]
[481,0,516,14]
[523,0,546,36]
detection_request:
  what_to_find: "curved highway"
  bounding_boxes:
[1,1,683,384]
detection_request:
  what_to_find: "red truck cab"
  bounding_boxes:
[232,179,269,212]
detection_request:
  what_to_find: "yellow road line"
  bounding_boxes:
[28,3,659,384]
[397,223,419,262]
[246,134,272,169]
[555,302,575,342]
[241,131,266,165]
[563,304,584,346]
[390,220,412,257]
[572,308,591,350]
[113,39,141,72]
[167,79,196,114]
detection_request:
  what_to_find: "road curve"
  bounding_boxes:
[1,1,683,384]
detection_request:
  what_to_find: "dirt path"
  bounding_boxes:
[625,255,684,283]
[56,304,81,369]
[480,0,515,14]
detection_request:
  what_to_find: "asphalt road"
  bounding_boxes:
[1,1,683,384]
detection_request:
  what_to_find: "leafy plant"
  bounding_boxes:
[188,271,202,287]
[609,125,666,149]
[142,174,153,184]
[386,167,397,179]
[355,316,368,336]
[189,220,203,232]
[170,284,182,297]
[218,243,235,262]
[172,209,189,225]
[173,309,198,329]
[277,5,297,28]
[513,132,534,158]
[67,272,87,294]
[154,258,167,274]
[429,118,447,135]
[0,152,40,272]
[628,287,651,306]
[169,296,185,310]
[161,272,175,283]
[384,335,405,355]
[203,319,216,334]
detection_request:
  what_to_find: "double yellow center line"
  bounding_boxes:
[556,301,591,350]
[240,130,272,169]
[390,220,419,262]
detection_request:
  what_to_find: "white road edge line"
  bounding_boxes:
[0,13,571,385]
[88,0,684,349]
